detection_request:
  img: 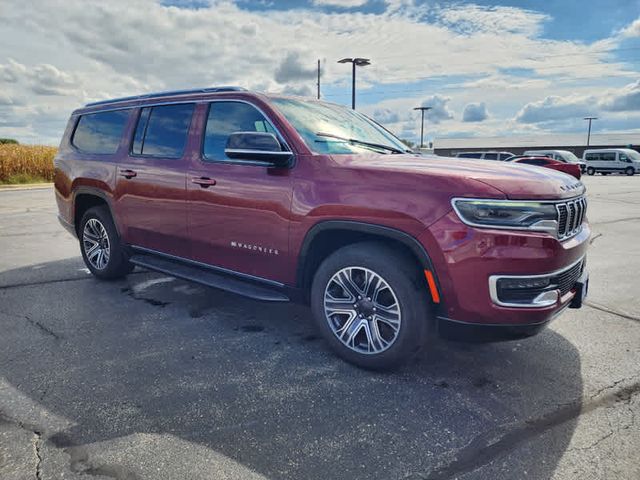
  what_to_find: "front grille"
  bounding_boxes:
[550,258,585,296]
[556,196,587,239]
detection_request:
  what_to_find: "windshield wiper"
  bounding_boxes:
[315,132,407,154]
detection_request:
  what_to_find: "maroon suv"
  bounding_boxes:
[55,87,590,369]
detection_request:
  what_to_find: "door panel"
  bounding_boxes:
[114,104,194,258]
[187,101,293,284]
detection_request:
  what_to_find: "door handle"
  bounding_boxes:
[191,177,217,188]
[119,169,137,179]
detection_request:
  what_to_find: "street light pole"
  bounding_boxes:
[337,57,371,109]
[584,116,597,147]
[413,106,432,149]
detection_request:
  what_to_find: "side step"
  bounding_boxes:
[129,253,290,302]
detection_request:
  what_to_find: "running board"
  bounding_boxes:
[129,253,290,302]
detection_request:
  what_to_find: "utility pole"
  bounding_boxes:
[584,116,597,146]
[317,59,321,100]
[413,106,432,149]
[337,57,371,109]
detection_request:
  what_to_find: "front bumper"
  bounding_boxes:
[418,210,591,333]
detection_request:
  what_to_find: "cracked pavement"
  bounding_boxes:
[0,177,639,480]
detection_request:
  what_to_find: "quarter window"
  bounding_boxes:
[132,104,194,158]
[203,101,278,162]
[72,110,130,154]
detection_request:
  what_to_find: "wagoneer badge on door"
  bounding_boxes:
[230,241,280,255]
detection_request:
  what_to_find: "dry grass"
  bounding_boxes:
[0,144,57,184]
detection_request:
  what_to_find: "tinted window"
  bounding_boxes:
[483,153,499,160]
[601,152,616,161]
[203,102,277,161]
[72,110,129,154]
[520,159,548,166]
[132,104,194,158]
[499,153,512,161]
[585,153,598,161]
[458,153,481,158]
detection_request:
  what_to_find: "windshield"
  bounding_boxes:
[624,149,640,161]
[558,151,581,163]
[271,98,409,155]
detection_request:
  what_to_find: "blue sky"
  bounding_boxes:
[1,0,639,144]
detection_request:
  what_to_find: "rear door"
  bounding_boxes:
[113,103,195,257]
[186,100,293,283]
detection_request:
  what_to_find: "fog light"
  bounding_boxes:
[497,277,551,290]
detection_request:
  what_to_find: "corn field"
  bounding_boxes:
[0,144,57,183]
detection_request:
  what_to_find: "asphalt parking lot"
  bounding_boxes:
[1,176,639,480]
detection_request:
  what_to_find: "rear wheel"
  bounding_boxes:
[625,167,635,176]
[310,242,432,370]
[79,206,133,279]
[586,167,595,176]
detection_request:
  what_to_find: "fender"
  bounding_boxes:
[296,220,439,288]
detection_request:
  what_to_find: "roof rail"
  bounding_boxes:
[84,86,247,107]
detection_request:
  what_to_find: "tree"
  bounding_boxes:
[0,138,19,145]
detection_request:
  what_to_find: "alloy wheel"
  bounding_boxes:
[323,266,401,355]
[82,218,110,270]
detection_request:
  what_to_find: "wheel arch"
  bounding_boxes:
[296,221,440,302]
[73,188,119,237]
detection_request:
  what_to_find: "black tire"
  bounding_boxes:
[79,206,133,280]
[625,167,635,176]
[586,167,595,176]
[310,242,433,370]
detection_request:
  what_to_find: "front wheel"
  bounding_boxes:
[310,242,432,370]
[79,206,133,279]
[586,167,595,176]
[625,167,635,176]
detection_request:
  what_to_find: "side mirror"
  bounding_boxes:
[225,132,292,167]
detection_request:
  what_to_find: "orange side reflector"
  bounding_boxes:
[424,269,440,304]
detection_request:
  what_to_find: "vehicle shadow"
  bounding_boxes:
[0,258,582,479]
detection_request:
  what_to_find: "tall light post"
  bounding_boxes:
[337,57,370,109]
[413,106,432,149]
[584,116,598,147]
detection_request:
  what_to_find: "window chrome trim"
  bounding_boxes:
[488,255,585,308]
[200,99,293,165]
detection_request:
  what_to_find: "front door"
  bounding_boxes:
[187,101,293,284]
[114,103,195,258]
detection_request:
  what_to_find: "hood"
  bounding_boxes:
[333,153,585,200]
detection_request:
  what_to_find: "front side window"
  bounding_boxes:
[132,104,194,158]
[271,98,407,155]
[585,153,599,161]
[72,110,130,154]
[203,101,278,162]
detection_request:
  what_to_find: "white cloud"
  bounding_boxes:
[312,0,369,7]
[600,80,640,112]
[515,95,596,124]
[420,95,454,124]
[619,18,640,38]
[433,4,549,36]
[373,108,400,124]
[274,52,317,84]
[462,102,488,122]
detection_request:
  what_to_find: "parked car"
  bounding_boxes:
[507,156,581,180]
[54,87,590,369]
[455,151,514,161]
[523,149,586,172]
[583,148,640,176]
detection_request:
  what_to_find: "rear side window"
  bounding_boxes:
[457,153,481,158]
[72,110,129,154]
[132,104,194,158]
[483,153,498,160]
[203,101,277,162]
[601,152,616,161]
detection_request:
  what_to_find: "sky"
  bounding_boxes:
[0,0,639,145]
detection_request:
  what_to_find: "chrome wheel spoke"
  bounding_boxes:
[324,266,401,355]
[83,218,110,270]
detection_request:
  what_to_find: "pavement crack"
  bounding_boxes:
[589,233,602,245]
[25,316,62,340]
[411,378,640,480]
[591,216,640,226]
[33,430,43,480]
[584,301,640,323]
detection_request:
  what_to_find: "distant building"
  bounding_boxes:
[433,132,639,158]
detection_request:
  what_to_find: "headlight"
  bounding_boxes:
[452,199,558,234]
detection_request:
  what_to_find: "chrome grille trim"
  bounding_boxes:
[556,196,587,240]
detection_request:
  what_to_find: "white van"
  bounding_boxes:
[523,150,585,171]
[583,148,640,176]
